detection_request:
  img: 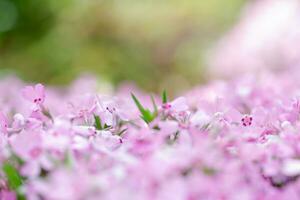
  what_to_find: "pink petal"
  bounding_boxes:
[21,86,35,102]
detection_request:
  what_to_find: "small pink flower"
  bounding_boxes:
[241,115,253,127]
[161,97,189,119]
[10,130,43,161]
[169,97,188,112]
[22,83,45,105]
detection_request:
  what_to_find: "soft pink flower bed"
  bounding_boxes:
[2,71,300,199]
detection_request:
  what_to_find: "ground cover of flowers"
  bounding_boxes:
[2,70,300,199]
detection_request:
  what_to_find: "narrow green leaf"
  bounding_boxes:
[131,93,156,123]
[131,93,146,113]
[103,124,111,129]
[142,110,154,123]
[162,90,168,104]
[2,163,23,190]
[94,115,103,130]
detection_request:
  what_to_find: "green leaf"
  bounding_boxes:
[103,123,111,129]
[141,109,154,123]
[94,115,102,130]
[162,90,168,104]
[17,194,26,200]
[2,162,23,190]
[131,93,146,114]
[131,93,156,123]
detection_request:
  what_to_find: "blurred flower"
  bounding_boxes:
[209,0,300,77]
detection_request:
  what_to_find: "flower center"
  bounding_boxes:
[241,115,253,126]
[162,103,171,109]
[29,147,42,159]
[33,98,42,103]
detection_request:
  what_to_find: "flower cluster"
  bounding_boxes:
[2,72,300,199]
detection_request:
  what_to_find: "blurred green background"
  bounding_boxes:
[0,0,245,93]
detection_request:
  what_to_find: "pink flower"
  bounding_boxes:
[91,131,123,151]
[241,115,253,127]
[10,130,43,161]
[162,97,188,113]
[9,130,50,177]
[67,94,97,122]
[22,83,45,105]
